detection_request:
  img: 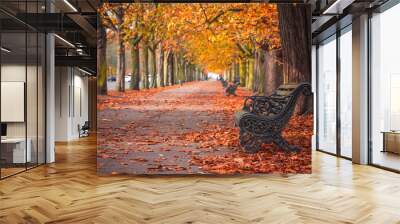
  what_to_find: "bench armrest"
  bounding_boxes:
[243,96,281,116]
[243,96,268,110]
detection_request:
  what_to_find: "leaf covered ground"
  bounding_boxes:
[97,81,312,175]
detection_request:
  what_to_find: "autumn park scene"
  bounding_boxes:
[97,3,313,175]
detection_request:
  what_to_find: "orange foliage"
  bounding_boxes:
[189,115,312,174]
[99,3,281,74]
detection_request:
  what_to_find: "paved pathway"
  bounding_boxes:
[98,81,239,175]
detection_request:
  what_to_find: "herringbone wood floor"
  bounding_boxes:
[1,136,400,224]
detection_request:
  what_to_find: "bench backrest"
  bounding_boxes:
[268,83,311,120]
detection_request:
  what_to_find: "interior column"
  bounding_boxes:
[352,14,369,164]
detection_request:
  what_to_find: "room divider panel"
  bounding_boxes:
[0,0,47,179]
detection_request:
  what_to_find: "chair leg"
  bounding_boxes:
[273,135,299,152]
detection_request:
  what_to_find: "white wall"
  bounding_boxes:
[72,73,89,138]
[1,63,46,164]
[1,65,26,141]
[55,66,70,141]
[55,67,89,141]
[1,64,40,138]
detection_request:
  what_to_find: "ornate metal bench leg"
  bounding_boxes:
[273,135,299,152]
[239,130,262,153]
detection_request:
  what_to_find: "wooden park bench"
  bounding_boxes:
[234,83,312,153]
[225,82,240,96]
[219,77,228,88]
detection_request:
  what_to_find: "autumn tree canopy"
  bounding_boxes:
[100,3,280,74]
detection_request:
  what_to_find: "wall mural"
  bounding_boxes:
[97,3,313,175]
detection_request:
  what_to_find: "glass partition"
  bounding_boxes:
[339,27,352,158]
[317,35,337,154]
[0,1,46,179]
[370,3,400,171]
[1,31,28,177]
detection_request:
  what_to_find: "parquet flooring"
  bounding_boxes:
[1,136,400,223]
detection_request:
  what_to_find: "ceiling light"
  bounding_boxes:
[78,67,93,76]
[1,47,11,53]
[63,0,78,12]
[322,0,355,15]
[54,34,75,48]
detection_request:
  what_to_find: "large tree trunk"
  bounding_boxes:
[178,56,185,82]
[257,50,266,94]
[252,49,261,93]
[167,52,174,85]
[224,70,228,81]
[157,44,164,87]
[264,49,283,96]
[278,4,312,113]
[163,50,169,86]
[130,42,140,90]
[239,59,247,87]
[149,45,157,88]
[173,54,178,84]
[182,61,187,82]
[116,31,126,92]
[246,58,254,90]
[140,42,149,89]
[185,63,189,82]
[230,66,234,82]
[196,67,200,80]
[234,63,240,83]
[97,17,107,95]
[174,54,185,84]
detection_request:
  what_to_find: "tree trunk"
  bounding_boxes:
[130,42,140,90]
[278,4,312,114]
[149,45,157,88]
[246,58,254,90]
[179,57,185,82]
[253,50,261,93]
[264,49,283,96]
[167,52,174,85]
[257,50,266,94]
[97,17,107,95]
[139,42,149,89]
[174,54,185,84]
[163,50,169,86]
[223,70,227,81]
[240,60,247,87]
[185,63,189,82]
[116,31,126,92]
[182,61,187,82]
[157,44,164,87]
[196,67,200,80]
[234,63,240,83]
[173,54,178,84]
[231,65,235,82]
